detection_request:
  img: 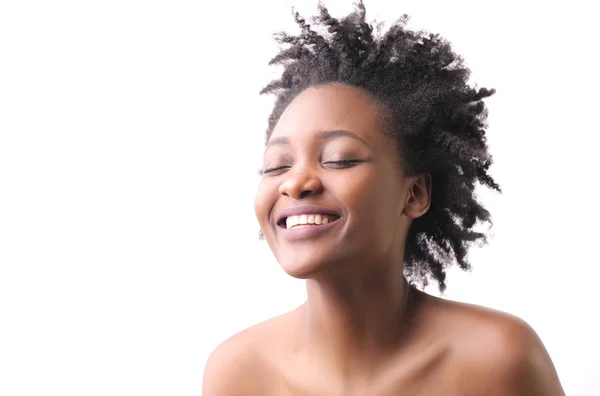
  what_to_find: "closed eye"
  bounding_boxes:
[261,166,291,175]
[323,159,364,168]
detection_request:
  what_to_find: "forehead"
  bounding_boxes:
[270,83,387,145]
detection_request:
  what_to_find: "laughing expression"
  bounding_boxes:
[255,83,417,279]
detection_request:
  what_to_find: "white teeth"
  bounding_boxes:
[286,216,294,229]
[285,214,336,229]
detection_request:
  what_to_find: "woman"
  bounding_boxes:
[203,2,565,395]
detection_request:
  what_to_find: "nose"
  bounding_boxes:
[278,171,323,199]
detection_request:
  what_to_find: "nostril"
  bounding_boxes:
[299,190,312,199]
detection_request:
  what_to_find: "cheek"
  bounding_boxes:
[337,170,404,231]
[337,171,389,210]
[254,180,277,228]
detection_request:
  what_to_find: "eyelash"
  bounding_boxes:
[261,159,363,175]
[325,159,362,167]
[261,166,290,175]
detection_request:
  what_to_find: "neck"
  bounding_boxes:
[297,261,412,379]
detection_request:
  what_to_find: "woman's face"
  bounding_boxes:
[255,83,420,279]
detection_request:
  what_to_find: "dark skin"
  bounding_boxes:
[203,83,565,396]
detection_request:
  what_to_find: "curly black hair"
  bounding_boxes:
[260,1,500,292]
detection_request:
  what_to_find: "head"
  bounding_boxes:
[254,1,500,292]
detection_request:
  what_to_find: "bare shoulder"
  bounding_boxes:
[202,326,265,396]
[202,311,295,396]
[420,293,565,395]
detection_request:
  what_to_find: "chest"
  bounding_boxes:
[267,348,465,396]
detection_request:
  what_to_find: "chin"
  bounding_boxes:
[276,253,333,279]
[276,249,352,280]
[278,259,322,279]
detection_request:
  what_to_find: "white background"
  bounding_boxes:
[1,0,598,395]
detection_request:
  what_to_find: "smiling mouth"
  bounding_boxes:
[278,214,341,229]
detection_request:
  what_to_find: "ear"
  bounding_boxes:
[403,173,432,219]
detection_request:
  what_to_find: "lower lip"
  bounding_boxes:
[277,218,341,241]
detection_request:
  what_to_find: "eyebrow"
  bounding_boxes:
[266,129,370,148]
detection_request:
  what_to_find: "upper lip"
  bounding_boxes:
[275,205,341,226]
